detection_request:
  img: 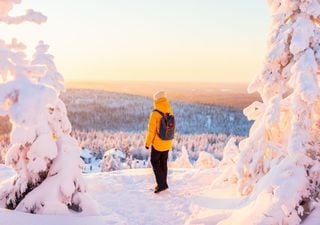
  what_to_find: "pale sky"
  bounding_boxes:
[0,0,270,83]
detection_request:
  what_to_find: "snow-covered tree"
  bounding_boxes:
[195,151,219,169]
[170,146,193,168]
[219,1,320,224]
[0,0,97,215]
[101,148,126,172]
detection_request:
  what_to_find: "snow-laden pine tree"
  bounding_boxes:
[0,0,97,214]
[195,151,219,169]
[101,148,126,172]
[170,146,193,168]
[219,1,320,224]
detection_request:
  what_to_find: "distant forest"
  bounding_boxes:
[66,81,260,108]
[0,89,253,136]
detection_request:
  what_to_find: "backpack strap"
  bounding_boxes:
[152,109,163,138]
[153,109,165,116]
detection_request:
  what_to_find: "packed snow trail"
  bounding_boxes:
[0,166,243,225]
[1,165,319,224]
[86,168,241,225]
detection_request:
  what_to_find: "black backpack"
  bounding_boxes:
[153,109,175,140]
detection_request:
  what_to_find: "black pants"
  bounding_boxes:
[150,147,169,188]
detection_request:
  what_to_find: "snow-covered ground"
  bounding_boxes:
[0,165,319,224]
[0,165,238,225]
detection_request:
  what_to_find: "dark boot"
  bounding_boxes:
[154,185,167,194]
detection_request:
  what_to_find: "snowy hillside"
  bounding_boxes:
[1,165,318,225]
[61,90,251,135]
[0,89,252,136]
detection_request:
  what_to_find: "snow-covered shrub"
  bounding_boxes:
[195,151,219,169]
[218,1,320,224]
[170,146,193,168]
[213,138,239,185]
[0,0,97,215]
[101,148,126,172]
[220,137,239,166]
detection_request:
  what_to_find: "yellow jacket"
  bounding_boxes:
[145,97,173,151]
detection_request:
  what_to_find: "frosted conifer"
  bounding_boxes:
[0,0,97,215]
[220,1,320,224]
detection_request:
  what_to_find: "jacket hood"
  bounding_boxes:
[154,97,172,114]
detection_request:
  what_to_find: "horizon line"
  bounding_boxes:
[64,79,250,85]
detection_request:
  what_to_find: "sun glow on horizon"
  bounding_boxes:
[0,0,270,84]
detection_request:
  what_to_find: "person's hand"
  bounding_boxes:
[145,146,149,150]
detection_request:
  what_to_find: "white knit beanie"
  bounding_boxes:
[153,91,167,101]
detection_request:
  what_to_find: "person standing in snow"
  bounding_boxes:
[145,91,175,194]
